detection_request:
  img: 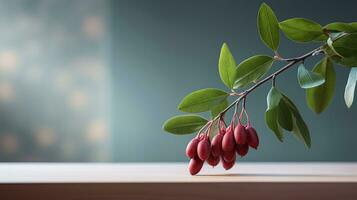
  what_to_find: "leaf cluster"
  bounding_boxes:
[163,2,357,149]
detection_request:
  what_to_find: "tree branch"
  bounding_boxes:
[212,46,323,123]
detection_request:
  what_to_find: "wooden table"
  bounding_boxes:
[0,163,357,200]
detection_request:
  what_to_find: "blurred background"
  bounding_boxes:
[0,0,356,162]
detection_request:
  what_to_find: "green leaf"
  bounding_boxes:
[281,94,311,148]
[234,55,274,88]
[163,115,208,135]
[277,100,293,131]
[257,3,280,51]
[345,68,357,108]
[313,34,328,42]
[324,22,357,33]
[266,87,282,109]
[338,56,357,67]
[306,58,336,114]
[178,88,228,113]
[265,108,283,142]
[265,87,311,147]
[323,44,357,67]
[265,87,284,141]
[219,43,237,89]
[265,87,293,135]
[297,63,325,89]
[332,33,357,57]
[210,99,228,118]
[350,22,357,29]
[279,18,324,42]
[292,114,311,148]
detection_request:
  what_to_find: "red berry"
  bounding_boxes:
[197,137,211,161]
[222,125,235,152]
[211,134,223,157]
[188,156,204,175]
[236,144,249,157]
[234,123,247,144]
[222,157,235,170]
[223,150,236,162]
[206,154,220,167]
[246,126,259,149]
[186,138,199,158]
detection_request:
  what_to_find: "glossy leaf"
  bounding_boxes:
[257,3,280,51]
[178,88,228,113]
[265,108,283,142]
[345,68,357,108]
[211,99,228,118]
[266,87,282,109]
[265,87,293,137]
[350,22,357,29]
[292,114,311,148]
[324,22,357,33]
[323,44,357,67]
[279,18,324,42]
[281,94,311,148]
[219,43,237,89]
[297,64,325,89]
[265,87,310,147]
[234,55,274,88]
[277,100,293,131]
[314,35,328,42]
[163,115,208,135]
[265,87,283,141]
[338,56,357,67]
[332,33,357,57]
[313,34,328,42]
[306,58,336,114]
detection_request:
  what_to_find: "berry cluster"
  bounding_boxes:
[186,109,259,175]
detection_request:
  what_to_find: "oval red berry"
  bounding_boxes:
[234,123,247,144]
[197,137,211,161]
[186,138,199,158]
[188,156,204,175]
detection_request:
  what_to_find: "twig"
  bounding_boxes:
[211,46,323,123]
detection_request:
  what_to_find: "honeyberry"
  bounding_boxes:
[223,150,236,162]
[222,157,235,170]
[197,136,211,161]
[234,123,247,145]
[246,126,259,149]
[206,154,220,167]
[186,137,199,158]
[188,156,204,175]
[211,133,223,157]
[222,125,235,152]
[236,143,249,157]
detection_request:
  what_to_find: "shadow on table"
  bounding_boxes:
[198,173,356,177]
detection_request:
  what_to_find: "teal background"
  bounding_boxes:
[111,0,357,162]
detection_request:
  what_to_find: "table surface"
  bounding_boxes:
[1,162,357,183]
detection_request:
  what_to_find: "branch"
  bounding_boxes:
[212,46,323,123]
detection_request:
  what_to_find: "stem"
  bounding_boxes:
[272,74,276,87]
[212,46,323,122]
[196,121,212,137]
